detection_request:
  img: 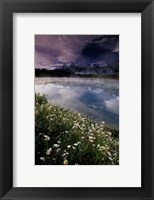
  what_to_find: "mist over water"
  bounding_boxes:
[35,77,119,126]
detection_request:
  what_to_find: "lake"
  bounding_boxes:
[35,77,119,126]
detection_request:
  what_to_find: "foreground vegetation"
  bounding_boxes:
[35,93,119,165]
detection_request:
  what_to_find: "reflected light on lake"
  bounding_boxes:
[35,77,119,126]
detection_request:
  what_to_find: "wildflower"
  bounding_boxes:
[74,143,78,146]
[40,157,45,161]
[108,132,112,136]
[109,157,113,161]
[107,151,111,156]
[62,151,69,157]
[63,159,68,165]
[113,153,117,156]
[53,144,59,148]
[89,139,94,143]
[72,147,76,150]
[46,148,52,155]
[67,145,71,148]
[97,144,100,148]
[57,141,61,144]
[44,135,50,141]
[48,126,51,130]
[56,148,61,153]
[99,146,106,151]
[81,136,85,139]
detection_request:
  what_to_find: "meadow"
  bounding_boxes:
[35,93,119,165]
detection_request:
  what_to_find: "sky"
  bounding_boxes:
[35,35,119,69]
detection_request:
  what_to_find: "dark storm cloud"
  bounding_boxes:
[35,35,119,68]
[81,35,119,64]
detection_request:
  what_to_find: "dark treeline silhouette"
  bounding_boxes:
[35,68,119,79]
[35,68,72,77]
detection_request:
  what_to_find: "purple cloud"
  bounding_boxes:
[35,35,119,69]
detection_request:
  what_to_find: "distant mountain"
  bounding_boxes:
[58,62,118,74]
[35,61,119,77]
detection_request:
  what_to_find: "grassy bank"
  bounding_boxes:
[35,93,119,165]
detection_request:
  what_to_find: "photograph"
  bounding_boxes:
[1,0,153,198]
[35,35,119,165]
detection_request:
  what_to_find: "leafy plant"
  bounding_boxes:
[35,93,119,165]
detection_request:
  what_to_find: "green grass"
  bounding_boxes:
[35,93,119,165]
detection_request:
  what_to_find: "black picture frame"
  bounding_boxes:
[0,0,154,199]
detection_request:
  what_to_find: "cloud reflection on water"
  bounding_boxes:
[35,78,119,125]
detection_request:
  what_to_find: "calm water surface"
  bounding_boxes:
[35,77,119,126]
